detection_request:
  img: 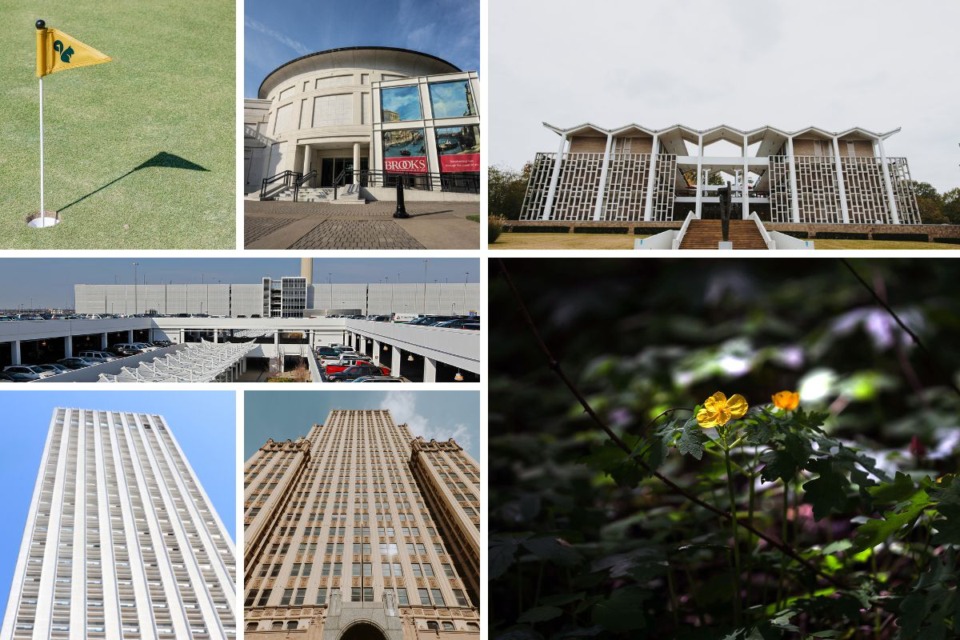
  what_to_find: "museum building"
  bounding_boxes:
[520,123,921,225]
[244,47,480,196]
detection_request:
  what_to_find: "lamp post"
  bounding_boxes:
[422,260,428,315]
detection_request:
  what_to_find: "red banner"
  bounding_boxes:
[439,153,480,173]
[385,156,427,173]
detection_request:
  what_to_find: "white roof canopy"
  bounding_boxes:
[99,341,256,383]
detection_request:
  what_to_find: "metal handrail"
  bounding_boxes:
[260,170,300,200]
[293,170,317,202]
[350,169,480,194]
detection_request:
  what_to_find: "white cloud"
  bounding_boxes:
[245,17,311,56]
[379,392,474,453]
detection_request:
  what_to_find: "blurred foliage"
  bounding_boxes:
[489,259,960,639]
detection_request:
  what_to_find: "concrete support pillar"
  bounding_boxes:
[303,144,312,179]
[593,133,613,221]
[65,335,73,358]
[742,134,750,220]
[179,328,185,344]
[213,329,219,344]
[876,138,901,224]
[127,330,134,343]
[695,134,704,219]
[12,340,21,365]
[424,357,437,383]
[241,358,247,374]
[832,137,850,224]
[309,329,315,349]
[787,137,800,223]
[392,347,401,377]
[101,333,109,349]
[643,133,659,222]
[274,332,280,372]
[372,340,380,365]
[353,142,361,184]
[542,134,567,220]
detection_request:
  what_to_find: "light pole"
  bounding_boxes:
[422,259,428,315]
[132,262,139,317]
[328,273,332,313]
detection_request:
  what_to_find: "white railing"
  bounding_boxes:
[749,213,776,250]
[672,212,697,250]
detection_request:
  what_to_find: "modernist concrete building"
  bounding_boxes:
[75,282,480,319]
[245,47,480,196]
[1,408,237,640]
[521,123,921,225]
[243,409,480,639]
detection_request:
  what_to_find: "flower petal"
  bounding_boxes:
[727,394,749,418]
[696,407,718,429]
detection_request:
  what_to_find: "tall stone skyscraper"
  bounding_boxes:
[1,408,237,640]
[243,409,480,639]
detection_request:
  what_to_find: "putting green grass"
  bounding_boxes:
[0,1,235,249]
[489,233,959,250]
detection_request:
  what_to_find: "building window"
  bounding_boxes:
[272,622,283,630]
[287,621,298,630]
[418,588,430,606]
[316,588,327,606]
[380,86,422,122]
[431,589,446,606]
[256,589,271,606]
[396,588,409,605]
[454,589,469,607]
[428,80,476,119]
[442,622,455,631]
[426,621,439,630]
[280,589,293,605]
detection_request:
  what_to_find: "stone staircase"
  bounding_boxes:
[274,184,365,204]
[679,220,770,250]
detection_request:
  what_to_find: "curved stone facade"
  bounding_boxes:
[245,47,481,196]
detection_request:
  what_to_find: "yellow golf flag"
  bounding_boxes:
[36,25,111,78]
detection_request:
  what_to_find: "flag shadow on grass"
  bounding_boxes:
[58,152,209,213]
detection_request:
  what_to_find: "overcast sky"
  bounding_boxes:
[490,0,960,192]
[0,258,479,309]
[244,0,479,98]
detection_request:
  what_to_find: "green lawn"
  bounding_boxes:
[490,233,959,251]
[0,1,235,249]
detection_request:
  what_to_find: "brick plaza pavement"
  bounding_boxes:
[244,200,480,250]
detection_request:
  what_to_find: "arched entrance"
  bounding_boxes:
[339,621,388,640]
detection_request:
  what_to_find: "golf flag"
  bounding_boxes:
[36,25,111,78]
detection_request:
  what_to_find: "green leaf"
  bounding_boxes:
[852,490,931,551]
[522,537,582,566]
[517,606,564,624]
[932,504,960,545]
[760,432,810,483]
[489,537,521,580]
[868,472,918,504]
[537,591,585,607]
[590,586,649,631]
[802,468,849,520]
[677,418,709,460]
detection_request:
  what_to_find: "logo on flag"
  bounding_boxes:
[36,23,111,78]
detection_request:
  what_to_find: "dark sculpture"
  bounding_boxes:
[717,181,732,242]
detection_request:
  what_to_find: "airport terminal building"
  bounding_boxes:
[520,123,921,225]
[245,47,481,197]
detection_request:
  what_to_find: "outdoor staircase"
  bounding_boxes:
[679,220,770,250]
[274,184,365,204]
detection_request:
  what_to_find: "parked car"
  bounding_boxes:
[152,339,172,347]
[348,375,411,383]
[110,344,143,356]
[0,370,36,382]
[4,365,57,380]
[58,357,98,369]
[326,363,392,382]
[79,351,118,363]
[435,318,481,330]
[324,357,378,376]
[36,363,71,375]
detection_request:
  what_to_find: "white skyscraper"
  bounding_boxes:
[1,408,237,640]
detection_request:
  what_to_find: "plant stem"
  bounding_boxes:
[777,481,789,611]
[723,430,743,627]
[666,559,680,629]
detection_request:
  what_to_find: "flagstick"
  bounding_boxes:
[39,75,44,225]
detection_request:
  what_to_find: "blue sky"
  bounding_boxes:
[0,258,479,309]
[245,390,480,460]
[0,390,236,614]
[244,0,479,98]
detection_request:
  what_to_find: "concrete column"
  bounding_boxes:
[593,133,613,221]
[127,330,134,343]
[643,133,659,222]
[424,357,437,383]
[695,134,704,219]
[876,138,901,224]
[353,142,361,184]
[542,133,567,220]
[213,329,219,344]
[101,333,109,349]
[392,347,401,377]
[179,328,185,344]
[372,340,380,365]
[303,144,312,178]
[742,134,750,220]
[832,137,850,224]
[65,335,73,358]
[241,358,247,374]
[274,332,280,372]
[12,340,21,365]
[786,137,800,223]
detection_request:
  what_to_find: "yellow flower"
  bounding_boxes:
[772,390,800,411]
[696,392,749,429]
